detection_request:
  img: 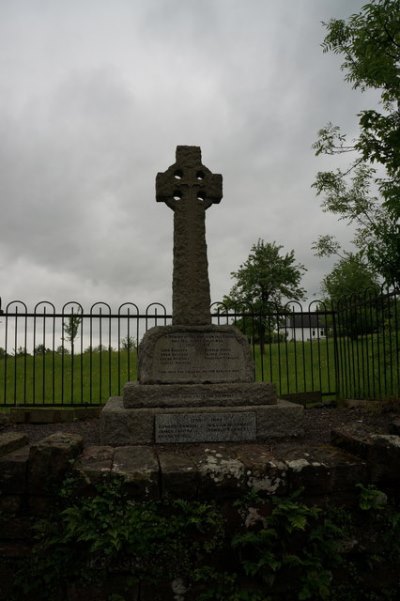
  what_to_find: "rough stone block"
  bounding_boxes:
[0,433,29,458]
[389,417,400,435]
[281,445,367,495]
[158,449,199,498]
[232,444,288,495]
[0,413,10,430]
[331,429,372,460]
[138,325,254,384]
[195,445,247,496]
[0,445,29,494]
[112,446,159,498]
[332,429,400,484]
[73,446,114,485]
[369,434,400,482]
[28,432,83,494]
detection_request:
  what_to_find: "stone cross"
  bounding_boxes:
[156,146,223,325]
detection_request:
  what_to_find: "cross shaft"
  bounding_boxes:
[156,146,223,325]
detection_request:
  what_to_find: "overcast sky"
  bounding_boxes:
[0,0,379,313]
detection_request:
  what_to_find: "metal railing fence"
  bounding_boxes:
[0,290,398,407]
[334,288,400,400]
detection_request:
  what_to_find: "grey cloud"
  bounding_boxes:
[0,0,376,310]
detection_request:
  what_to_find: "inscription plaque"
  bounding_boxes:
[155,411,256,443]
[139,326,254,384]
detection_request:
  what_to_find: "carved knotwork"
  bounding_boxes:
[156,145,222,210]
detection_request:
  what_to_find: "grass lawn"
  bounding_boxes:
[0,350,138,406]
[0,334,398,405]
[253,339,337,400]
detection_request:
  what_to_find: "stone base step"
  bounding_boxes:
[100,396,304,445]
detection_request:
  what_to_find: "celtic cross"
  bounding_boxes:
[156,146,223,325]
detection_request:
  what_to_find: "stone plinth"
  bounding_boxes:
[123,381,277,408]
[100,396,304,445]
[138,325,254,384]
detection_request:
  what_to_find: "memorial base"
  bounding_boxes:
[123,381,277,408]
[100,396,304,445]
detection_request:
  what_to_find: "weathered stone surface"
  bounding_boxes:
[9,407,101,424]
[191,444,288,498]
[331,429,372,460]
[0,433,29,458]
[256,400,304,438]
[138,325,254,384]
[112,446,159,498]
[0,413,10,430]
[232,445,288,495]
[73,446,114,484]
[195,445,247,496]
[156,145,222,326]
[331,429,400,483]
[158,450,199,497]
[28,432,83,493]
[124,381,276,408]
[369,434,400,483]
[101,397,304,445]
[389,417,400,435]
[0,445,29,494]
[281,445,367,495]
[184,444,366,500]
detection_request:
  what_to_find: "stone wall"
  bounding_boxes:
[1,427,400,600]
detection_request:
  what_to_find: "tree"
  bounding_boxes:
[55,345,69,355]
[224,240,306,310]
[313,0,400,287]
[121,336,136,352]
[223,240,306,347]
[321,254,381,338]
[63,313,82,355]
[34,344,50,355]
[321,254,380,302]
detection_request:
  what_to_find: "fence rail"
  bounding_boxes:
[0,291,399,407]
[334,288,400,400]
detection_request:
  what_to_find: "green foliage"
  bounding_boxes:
[313,0,400,287]
[232,492,343,601]
[357,483,388,511]
[224,239,306,310]
[320,0,400,195]
[10,480,400,601]
[34,344,51,355]
[13,477,225,600]
[321,255,380,301]
[63,313,82,354]
[333,484,400,600]
[321,255,381,338]
[223,240,306,350]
